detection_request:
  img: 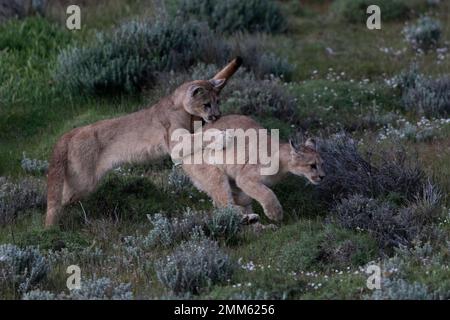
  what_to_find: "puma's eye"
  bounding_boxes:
[311,164,317,170]
[204,103,211,109]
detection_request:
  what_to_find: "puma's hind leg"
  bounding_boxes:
[182,164,255,222]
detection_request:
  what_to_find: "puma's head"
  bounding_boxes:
[287,138,325,185]
[181,79,225,123]
[178,57,242,123]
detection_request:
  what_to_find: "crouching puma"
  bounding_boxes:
[182,115,325,224]
[45,58,242,227]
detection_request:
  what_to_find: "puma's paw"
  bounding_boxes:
[241,213,260,225]
[264,201,283,222]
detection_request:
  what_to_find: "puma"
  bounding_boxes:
[182,115,325,225]
[45,57,242,227]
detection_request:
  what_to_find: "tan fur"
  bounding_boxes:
[45,58,242,227]
[183,115,325,223]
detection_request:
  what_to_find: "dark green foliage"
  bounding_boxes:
[15,229,89,251]
[318,134,426,204]
[54,19,227,94]
[79,174,170,221]
[280,225,378,271]
[222,71,298,123]
[177,0,286,34]
[332,182,442,251]
[229,35,294,80]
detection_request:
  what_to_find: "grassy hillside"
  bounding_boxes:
[1,0,450,300]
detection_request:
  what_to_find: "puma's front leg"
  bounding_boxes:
[235,178,283,222]
[232,188,259,224]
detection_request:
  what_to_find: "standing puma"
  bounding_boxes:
[45,58,242,227]
[182,115,325,223]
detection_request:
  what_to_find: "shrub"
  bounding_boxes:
[177,0,286,34]
[317,134,426,204]
[68,277,133,300]
[332,182,442,251]
[207,206,242,244]
[222,71,298,122]
[144,213,174,247]
[22,277,133,300]
[127,206,242,249]
[0,244,50,294]
[22,289,56,300]
[54,19,227,94]
[395,67,450,117]
[403,16,441,51]
[21,152,48,174]
[123,209,208,250]
[0,176,46,226]
[155,237,234,295]
[167,165,193,193]
[330,0,410,23]
[229,34,294,80]
[371,278,431,300]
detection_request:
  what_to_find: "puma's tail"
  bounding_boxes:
[212,56,243,88]
[45,134,70,228]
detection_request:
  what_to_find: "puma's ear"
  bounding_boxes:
[190,85,204,97]
[304,138,317,151]
[209,78,226,89]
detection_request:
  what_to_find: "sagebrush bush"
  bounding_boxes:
[155,237,234,295]
[127,206,242,249]
[229,34,294,80]
[317,134,426,204]
[0,176,46,226]
[396,67,450,117]
[330,0,410,23]
[21,152,48,174]
[222,71,298,122]
[68,277,133,300]
[207,206,242,244]
[167,165,193,193]
[177,0,286,34]
[143,209,208,248]
[22,277,133,300]
[403,16,442,51]
[22,289,56,300]
[0,244,50,294]
[333,182,442,251]
[54,19,227,94]
[371,278,431,300]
